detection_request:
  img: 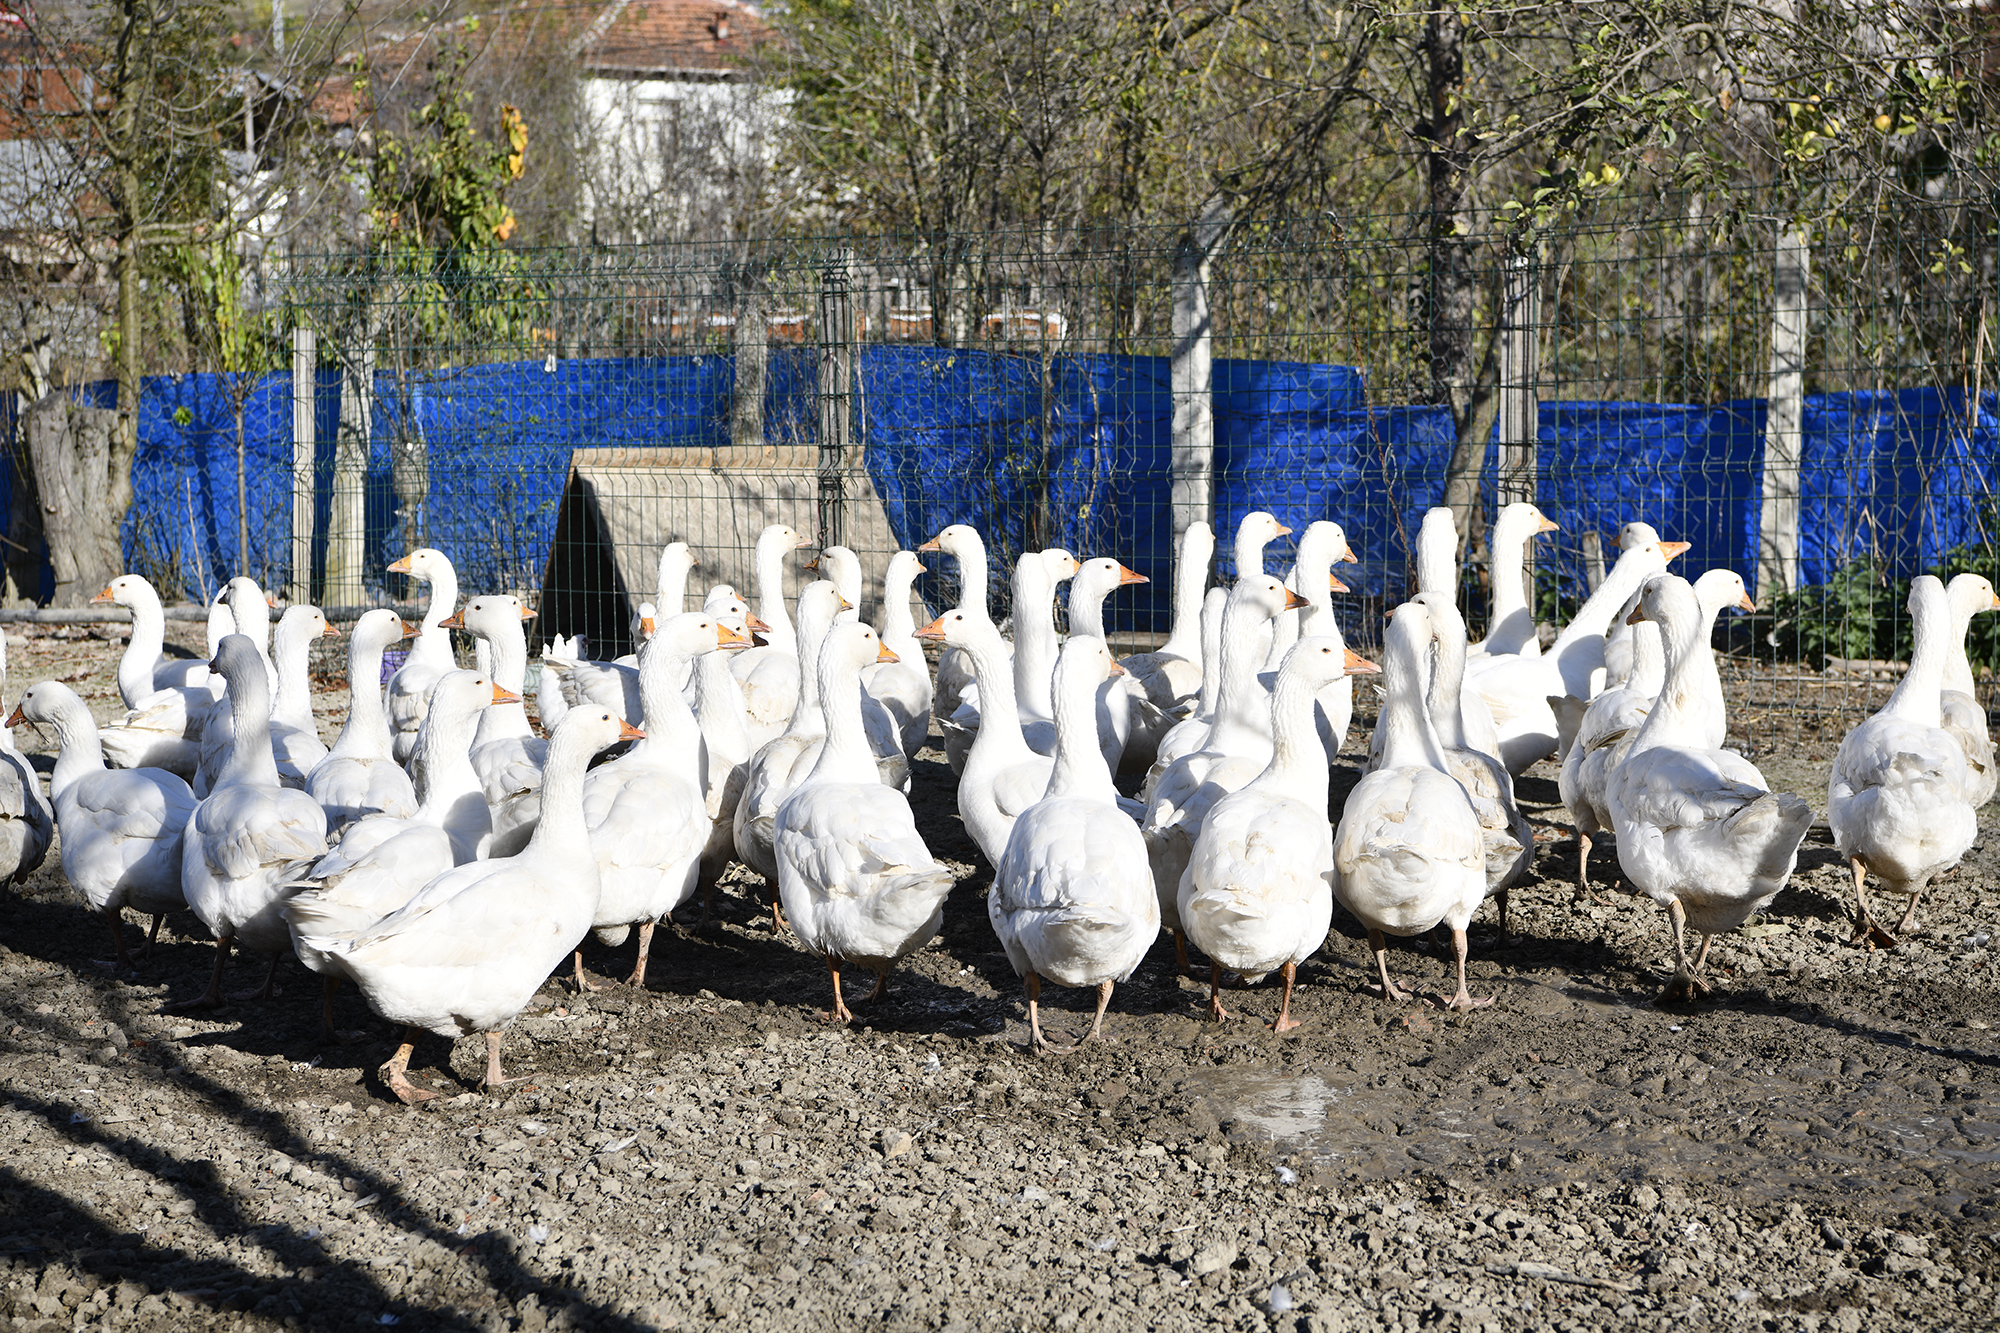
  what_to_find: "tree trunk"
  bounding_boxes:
[390,380,428,561]
[325,332,373,604]
[729,267,767,460]
[1420,5,1488,550]
[25,393,125,606]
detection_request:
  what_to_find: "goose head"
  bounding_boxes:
[1693,569,1756,618]
[1617,521,1663,551]
[347,608,412,654]
[441,595,535,642]
[1040,549,1080,584]
[918,523,983,558]
[1497,501,1560,541]
[1278,635,1379,690]
[218,577,272,635]
[90,574,160,612]
[1947,572,2000,620]
[386,548,453,585]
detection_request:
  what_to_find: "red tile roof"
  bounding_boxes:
[578,0,773,77]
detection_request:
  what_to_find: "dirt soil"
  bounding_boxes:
[1,623,1995,1333]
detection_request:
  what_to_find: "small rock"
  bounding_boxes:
[1189,1240,1238,1276]
[880,1130,914,1159]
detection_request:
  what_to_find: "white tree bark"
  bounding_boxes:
[1757,227,1809,603]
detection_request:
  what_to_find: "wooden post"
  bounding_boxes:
[1172,203,1231,566]
[289,325,315,605]
[325,333,372,606]
[1757,227,1808,603]
[816,250,853,550]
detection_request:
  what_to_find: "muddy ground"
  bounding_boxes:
[0,622,1994,1332]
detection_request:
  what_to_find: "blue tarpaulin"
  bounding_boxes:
[6,350,1992,629]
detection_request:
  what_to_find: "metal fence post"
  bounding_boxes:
[290,324,315,605]
[326,317,372,606]
[1496,252,1540,506]
[817,249,854,550]
[1757,227,1808,604]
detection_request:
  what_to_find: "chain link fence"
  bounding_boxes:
[15,175,1997,733]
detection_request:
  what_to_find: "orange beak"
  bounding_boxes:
[387,555,414,574]
[438,611,465,630]
[1106,661,1127,677]
[1537,517,1561,534]
[837,595,853,611]
[803,557,821,572]
[519,606,536,622]
[1328,573,1349,594]
[619,720,647,741]
[917,536,942,553]
[1660,541,1691,560]
[1990,592,2000,611]
[639,617,655,636]
[912,560,927,574]
[1340,545,1359,565]
[1282,588,1310,610]
[1626,605,1649,625]
[89,585,117,605]
[491,684,521,705]
[320,621,341,638]
[745,612,772,633]
[398,619,419,638]
[265,593,279,608]
[876,643,899,664]
[1736,593,1757,613]
[716,623,749,648]
[1273,522,1293,537]
[1116,565,1149,587]
[792,533,812,550]
[1344,648,1380,675]
[4,705,23,728]
[914,615,947,641]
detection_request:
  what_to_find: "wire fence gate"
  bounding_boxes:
[10,177,2000,737]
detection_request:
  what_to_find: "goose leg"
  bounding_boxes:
[1363,929,1409,1003]
[867,969,890,1002]
[1656,898,1710,1002]
[190,936,232,1010]
[239,952,282,1001]
[768,885,789,934]
[481,1030,531,1091]
[572,949,604,993]
[320,977,360,1045]
[1174,929,1206,981]
[1269,962,1300,1032]
[623,921,655,988]
[380,1027,436,1104]
[1026,971,1051,1053]
[144,913,166,959]
[1892,891,1924,938]
[1495,885,1512,940]
[1847,857,1898,949]
[825,957,854,1024]
[1432,928,1494,1012]
[104,911,134,972]
[1573,829,1594,902]
[1205,961,1231,1022]
[1080,980,1114,1045]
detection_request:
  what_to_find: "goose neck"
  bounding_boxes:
[1068,578,1109,641]
[756,541,797,646]
[414,567,459,669]
[1255,665,1333,805]
[1378,628,1447,772]
[271,626,316,730]
[954,540,992,623]
[472,624,531,744]
[1884,586,1951,726]
[1944,593,1980,698]
[116,587,167,706]
[1556,552,1660,649]
[960,629,1033,770]
[220,667,283,789]
[692,652,751,754]
[1208,598,1271,745]
[1629,606,1722,753]
[634,644,704,759]
[522,725,598,857]
[1163,531,1211,659]
[880,568,918,650]
[49,704,108,799]
[806,650,876,785]
[1425,621,1472,750]
[331,635,394,759]
[1045,664,1115,802]
[1012,561,1059,719]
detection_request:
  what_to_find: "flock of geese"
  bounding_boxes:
[0,502,1993,1095]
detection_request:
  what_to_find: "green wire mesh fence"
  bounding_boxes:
[22,175,1997,743]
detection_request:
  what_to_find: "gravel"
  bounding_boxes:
[0,622,1993,1331]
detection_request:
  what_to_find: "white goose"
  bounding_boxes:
[94,574,214,707]
[1558,606,1665,900]
[1468,535,1690,774]
[182,635,330,1008]
[1065,556,1172,773]
[861,550,933,760]
[732,581,848,922]
[730,524,811,748]
[991,638,1158,1051]
[307,609,419,832]
[1607,575,1813,1000]
[536,633,580,732]
[1467,502,1559,659]
[915,609,1142,868]
[384,549,460,767]
[289,671,506,962]
[1182,636,1374,1030]
[1118,520,1212,718]
[1412,591,1534,931]
[0,635,52,890]
[690,588,760,922]
[810,544,865,624]
[1830,575,1980,948]
[294,706,638,1104]
[267,605,338,784]
[1942,572,2000,808]
[1264,520,1358,671]
[919,523,996,757]
[11,682,167,965]
[1332,601,1490,1010]
[774,622,955,1022]
[1599,522,1664,690]
[574,613,746,990]
[446,596,545,857]
[1140,576,1307,973]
